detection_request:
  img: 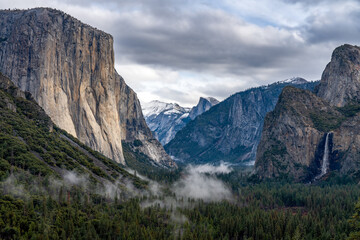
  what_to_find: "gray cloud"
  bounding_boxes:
[281,0,354,5]
[112,9,304,76]
[104,0,356,103]
[303,10,360,44]
[189,162,233,174]
[1,0,359,105]
[153,87,195,105]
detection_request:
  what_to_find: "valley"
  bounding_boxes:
[1,5,360,240]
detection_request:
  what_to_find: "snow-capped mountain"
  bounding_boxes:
[275,77,309,85]
[142,97,219,145]
[142,101,191,146]
[142,100,189,117]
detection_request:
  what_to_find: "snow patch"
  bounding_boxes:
[277,77,308,85]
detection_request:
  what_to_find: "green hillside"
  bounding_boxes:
[0,72,146,188]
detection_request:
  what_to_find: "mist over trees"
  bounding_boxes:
[1,163,360,239]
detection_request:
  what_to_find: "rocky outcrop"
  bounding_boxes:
[316,44,360,107]
[165,78,318,164]
[0,71,53,130]
[0,8,174,167]
[255,44,360,181]
[255,86,360,181]
[255,87,339,181]
[188,97,219,120]
[0,72,25,99]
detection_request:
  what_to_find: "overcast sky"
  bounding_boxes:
[1,0,360,106]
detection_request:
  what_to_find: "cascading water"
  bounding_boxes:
[315,133,330,180]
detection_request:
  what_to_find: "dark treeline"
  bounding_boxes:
[182,183,359,240]
[0,194,173,239]
[1,174,360,240]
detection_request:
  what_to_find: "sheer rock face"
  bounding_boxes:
[255,86,360,181]
[255,44,360,181]
[332,115,360,175]
[255,87,333,181]
[0,8,174,167]
[316,44,360,107]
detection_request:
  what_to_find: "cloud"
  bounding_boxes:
[113,9,305,74]
[0,0,359,106]
[0,170,138,201]
[190,162,233,174]
[172,165,233,202]
[1,174,28,198]
[76,0,347,105]
[129,163,234,203]
[138,163,233,228]
[63,171,88,187]
[301,2,360,44]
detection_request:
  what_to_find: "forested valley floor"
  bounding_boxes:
[1,166,360,240]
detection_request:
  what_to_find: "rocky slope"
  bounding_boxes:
[0,71,146,188]
[142,97,218,145]
[255,44,360,181]
[0,8,174,167]
[165,78,318,164]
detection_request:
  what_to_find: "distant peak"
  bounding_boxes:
[188,96,219,120]
[199,96,219,105]
[142,100,189,117]
[276,77,308,85]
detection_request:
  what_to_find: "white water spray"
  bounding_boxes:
[315,133,330,180]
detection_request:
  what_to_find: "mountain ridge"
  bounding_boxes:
[165,77,319,164]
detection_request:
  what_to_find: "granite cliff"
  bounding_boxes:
[255,44,360,181]
[0,71,146,187]
[316,44,360,107]
[0,8,174,167]
[188,97,219,120]
[165,78,318,164]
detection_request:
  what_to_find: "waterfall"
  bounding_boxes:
[315,133,330,180]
